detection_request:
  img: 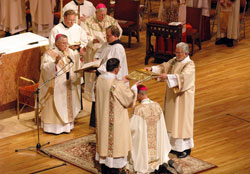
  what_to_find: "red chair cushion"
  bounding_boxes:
[156,32,187,54]
[186,23,192,30]
[19,83,39,107]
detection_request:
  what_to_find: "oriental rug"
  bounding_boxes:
[42,134,217,174]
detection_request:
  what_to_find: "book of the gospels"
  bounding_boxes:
[126,69,160,82]
[74,59,102,73]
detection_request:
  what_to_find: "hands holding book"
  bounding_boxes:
[144,67,168,80]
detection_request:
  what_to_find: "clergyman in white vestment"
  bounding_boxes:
[39,34,85,134]
[95,58,138,173]
[128,85,181,174]
[145,42,195,158]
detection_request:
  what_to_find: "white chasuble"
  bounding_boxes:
[128,99,171,173]
[153,56,195,139]
[39,47,83,134]
[95,72,137,168]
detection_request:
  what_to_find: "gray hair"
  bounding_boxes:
[176,42,189,54]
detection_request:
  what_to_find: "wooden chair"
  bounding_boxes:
[17,77,39,124]
[114,0,140,48]
[240,0,247,39]
[186,7,202,56]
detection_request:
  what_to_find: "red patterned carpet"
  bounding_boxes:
[42,134,217,174]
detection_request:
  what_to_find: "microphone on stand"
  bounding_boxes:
[66,56,73,80]
[66,72,70,80]
[67,56,74,64]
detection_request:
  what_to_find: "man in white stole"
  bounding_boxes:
[95,58,137,173]
[128,85,174,173]
[39,34,84,134]
[89,25,128,128]
[62,0,96,25]
[81,3,122,101]
[145,42,195,158]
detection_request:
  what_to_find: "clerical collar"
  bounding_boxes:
[73,0,84,5]
[176,56,191,63]
[141,98,151,104]
[61,22,69,29]
[109,39,122,45]
[103,72,116,79]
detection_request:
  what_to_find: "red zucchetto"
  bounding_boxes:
[137,85,147,92]
[96,3,107,11]
[55,34,63,42]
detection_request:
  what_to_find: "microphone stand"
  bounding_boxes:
[15,61,74,157]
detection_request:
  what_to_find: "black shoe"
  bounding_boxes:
[177,151,188,158]
[170,150,179,155]
[4,31,11,37]
[156,163,172,174]
[110,168,119,174]
[177,149,191,158]
[215,37,227,45]
[185,148,191,155]
[227,39,234,47]
[101,164,109,174]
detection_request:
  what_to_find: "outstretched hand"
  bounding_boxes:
[144,67,152,71]
[159,73,168,80]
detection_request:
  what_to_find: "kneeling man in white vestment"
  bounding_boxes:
[128,85,182,174]
[39,34,85,134]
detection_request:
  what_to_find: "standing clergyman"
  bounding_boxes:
[145,42,195,158]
